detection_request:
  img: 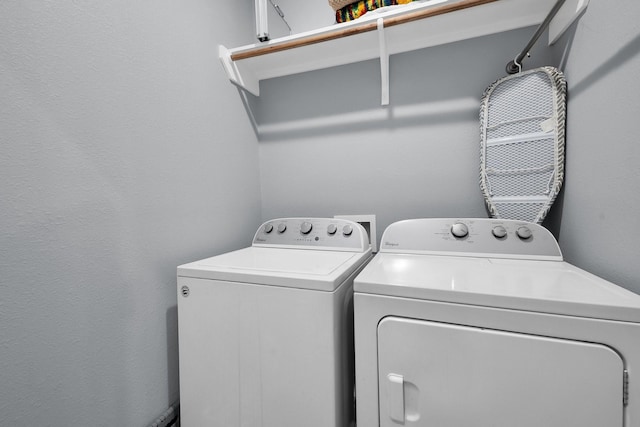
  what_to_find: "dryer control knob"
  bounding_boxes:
[516,226,533,240]
[277,223,287,233]
[451,222,469,238]
[263,224,274,234]
[327,224,337,235]
[300,222,313,234]
[342,224,353,236]
[492,225,507,239]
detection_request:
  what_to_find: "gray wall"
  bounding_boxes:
[3,1,639,425]
[255,0,640,296]
[255,27,554,248]
[547,0,640,294]
[0,1,260,426]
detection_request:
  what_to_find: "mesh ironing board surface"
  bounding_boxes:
[479,67,566,224]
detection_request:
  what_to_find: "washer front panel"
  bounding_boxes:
[179,277,355,427]
[377,317,622,427]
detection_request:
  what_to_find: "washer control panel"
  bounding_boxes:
[253,218,370,252]
[380,218,562,260]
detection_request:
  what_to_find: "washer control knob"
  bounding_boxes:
[327,224,337,235]
[300,222,313,234]
[492,225,507,239]
[450,222,469,238]
[277,223,287,233]
[516,226,533,240]
[263,224,274,234]
[342,224,353,236]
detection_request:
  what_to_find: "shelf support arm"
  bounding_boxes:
[219,45,260,96]
[377,18,390,106]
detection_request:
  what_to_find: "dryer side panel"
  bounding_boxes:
[377,317,624,427]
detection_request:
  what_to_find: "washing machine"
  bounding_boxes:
[354,218,640,427]
[177,218,372,427]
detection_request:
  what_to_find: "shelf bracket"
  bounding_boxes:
[219,45,260,96]
[377,18,390,106]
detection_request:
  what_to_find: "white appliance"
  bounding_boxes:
[177,218,372,427]
[354,218,640,427]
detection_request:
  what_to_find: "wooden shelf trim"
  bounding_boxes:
[231,0,498,61]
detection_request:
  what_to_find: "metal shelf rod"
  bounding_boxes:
[506,0,566,74]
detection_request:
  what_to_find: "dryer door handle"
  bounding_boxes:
[386,373,405,423]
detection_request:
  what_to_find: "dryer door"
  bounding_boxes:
[377,317,624,427]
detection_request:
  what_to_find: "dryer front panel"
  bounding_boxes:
[377,317,624,427]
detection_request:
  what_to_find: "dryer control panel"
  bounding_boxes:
[253,218,370,252]
[380,218,562,260]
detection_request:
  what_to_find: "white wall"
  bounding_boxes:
[547,0,640,294]
[255,27,555,245]
[274,0,336,34]
[0,1,260,426]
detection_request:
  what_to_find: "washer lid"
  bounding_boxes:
[355,253,640,322]
[178,247,371,291]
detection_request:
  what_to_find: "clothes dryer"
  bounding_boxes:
[354,218,640,427]
[178,218,372,427]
